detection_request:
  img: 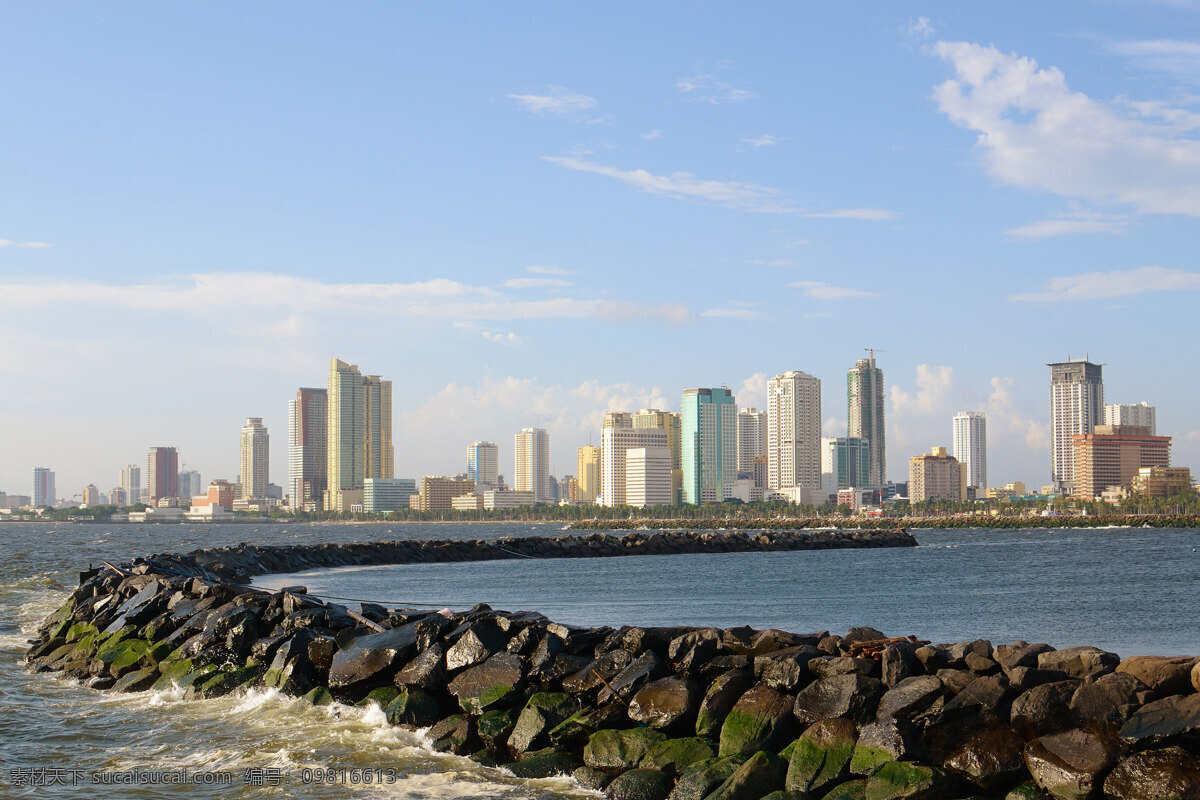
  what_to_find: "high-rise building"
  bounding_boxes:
[81,484,101,506]
[909,446,965,502]
[363,374,393,481]
[681,387,736,504]
[514,428,550,502]
[626,447,673,508]
[1103,402,1156,435]
[32,467,55,507]
[736,408,768,475]
[1072,424,1170,500]
[289,388,327,511]
[239,417,270,499]
[108,487,126,506]
[601,414,668,506]
[952,411,987,490]
[848,352,886,486]
[821,437,870,491]
[767,371,822,491]
[325,358,393,510]
[178,470,203,499]
[576,445,601,503]
[415,475,476,511]
[467,441,499,490]
[633,409,682,505]
[119,464,141,505]
[147,447,179,502]
[364,478,418,513]
[1049,358,1104,494]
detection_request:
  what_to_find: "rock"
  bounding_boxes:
[601,650,666,704]
[915,646,949,674]
[669,755,747,800]
[877,676,945,721]
[943,674,1015,720]
[1102,747,1200,800]
[306,635,335,673]
[1023,729,1117,800]
[1118,693,1200,745]
[562,649,634,695]
[1037,647,1119,681]
[1070,673,1146,726]
[548,702,629,747]
[1193,660,1200,693]
[445,620,508,672]
[357,686,399,708]
[1115,655,1197,695]
[584,727,666,774]
[794,674,885,726]
[810,657,880,680]
[264,628,321,694]
[508,692,580,755]
[112,666,158,693]
[604,768,673,800]
[823,779,869,800]
[628,676,701,731]
[843,627,888,647]
[1005,666,1067,692]
[384,688,441,727]
[427,714,478,755]
[943,726,1026,790]
[936,669,974,695]
[504,746,581,779]
[476,707,519,752]
[881,643,922,687]
[1010,681,1080,736]
[864,762,950,800]
[706,750,788,800]
[393,642,447,692]
[640,737,715,777]
[696,654,752,680]
[573,765,616,791]
[785,717,857,794]
[965,653,1001,675]
[327,623,418,688]
[528,634,565,676]
[302,686,334,705]
[1004,781,1047,800]
[754,646,822,692]
[696,669,756,737]
[850,719,922,776]
[668,629,722,667]
[994,642,1055,672]
[447,651,525,715]
[718,684,798,758]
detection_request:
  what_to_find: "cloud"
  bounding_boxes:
[747,259,799,267]
[801,208,896,220]
[737,373,767,411]
[481,331,522,346]
[526,265,573,275]
[1008,266,1200,302]
[504,277,572,289]
[904,17,935,38]
[822,416,847,437]
[1108,38,1200,79]
[1004,213,1127,239]
[891,365,956,414]
[932,40,1200,217]
[789,281,880,300]
[0,239,52,248]
[543,156,795,214]
[676,74,756,104]
[507,86,597,116]
[701,307,763,320]
[740,134,781,147]
[984,377,1048,452]
[641,129,663,140]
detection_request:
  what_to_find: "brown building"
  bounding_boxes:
[1129,466,1192,498]
[1072,425,1170,500]
[414,475,476,511]
[192,480,236,511]
[908,446,965,503]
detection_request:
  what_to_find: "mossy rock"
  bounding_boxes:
[303,687,335,706]
[707,750,788,800]
[109,642,154,676]
[66,621,96,644]
[583,727,666,773]
[468,748,498,768]
[356,687,399,708]
[1003,783,1046,800]
[850,744,897,777]
[604,767,673,800]
[385,688,442,727]
[760,792,809,800]
[72,633,100,659]
[671,755,749,800]
[787,720,857,795]
[172,664,218,690]
[509,692,580,754]
[640,736,715,776]
[477,707,519,752]
[865,762,948,800]
[572,765,615,791]
[41,644,77,664]
[191,666,263,699]
[823,779,869,800]
[113,667,158,693]
[503,747,581,779]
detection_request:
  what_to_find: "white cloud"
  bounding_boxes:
[676,74,756,104]
[526,265,573,275]
[504,277,572,289]
[20,242,52,248]
[641,129,663,140]
[507,86,597,116]
[481,331,522,346]
[740,134,781,147]
[801,208,896,220]
[822,416,847,437]
[737,373,767,411]
[905,17,935,38]
[789,281,880,300]
[891,365,956,414]
[1009,266,1200,302]
[933,40,1200,217]
[984,377,1048,452]
[747,259,799,267]
[701,307,762,320]
[1004,213,1127,239]
[1108,38,1200,78]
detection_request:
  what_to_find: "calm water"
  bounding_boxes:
[1,521,1198,798]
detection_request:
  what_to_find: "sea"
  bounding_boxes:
[1,521,1197,798]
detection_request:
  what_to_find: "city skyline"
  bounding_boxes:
[5,3,1200,495]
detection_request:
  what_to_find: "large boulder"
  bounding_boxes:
[446,651,525,715]
[718,684,798,758]
[601,650,666,704]
[1114,655,1197,695]
[943,726,1027,790]
[640,737,716,777]
[1118,693,1200,745]
[706,750,787,800]
[1037,647,1119,681]
[1010,681,1080,736]
[849,719,922,776]
[1070,673,1147,726]
[794,674,885,726]
[696,669,756,737]
[864,762,952,800]
[427,714,479,755]
[393,642,448,692]
[508,692,580,756]
[876,676,945,721]
[562,649,635,695]
[1102,747,1200,800]
[384,688,441,727]
[504,746,581,779]
[880,643,922,687]
[754,646,822,692]
[785,717,857,795]
[994,641,1054,672]
[669,755,747,800]
[604,768,673,800]
[444,620,508,672]
[584,727,666,774]
[1023,729,1117,800]
[263,628,321,694]
[327,623,418,688]
[629,676,702,731]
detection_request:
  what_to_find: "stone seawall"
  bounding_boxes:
[24,532,1200,800]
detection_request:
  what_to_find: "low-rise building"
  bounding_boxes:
[451,494,485,510]
[1130,466,1193,498]
[415,475,476,511]
[483,490,535,510]
[909,446,965,503]
[364,478,418,513]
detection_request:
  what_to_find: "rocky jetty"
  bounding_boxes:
[25,535,1200,800]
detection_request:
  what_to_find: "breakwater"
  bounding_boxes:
[24,532,1200,800]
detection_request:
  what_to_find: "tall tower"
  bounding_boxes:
[326,358,364,510]
[767,372,822,490]
[736,408,768,475]
[952,411,987,491]
[467,441,499,489]
[147,447,179,502]
[240,417,270,499]
[288,387,327,511]
[514,428,550,502]
[848,352,886,486]
[633,409,683,505]
[576,445,601,503]
[32,467,55,507]
[363,374,393,481]
[1049,358,1104,494]
[119,464,141,505]
[681,387,737,504]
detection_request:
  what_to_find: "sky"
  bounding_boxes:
[4,1,1200,500]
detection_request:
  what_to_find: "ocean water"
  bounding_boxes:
[2,522,1198,797]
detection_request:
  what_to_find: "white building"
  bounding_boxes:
[364,478,418,513]
[625,446,673,508]
[514,428,550,502]
[951,411,987,490]
[736,408,767,474]
[119,464,141,505]
[240,418,270,499]
[601,415,668,507]
[32,467,55,508]
[1049,359,1104,494]
[1104,402,1156,435]
[467,441,499,490]
[483,490,536,510]
[767,371,822,490]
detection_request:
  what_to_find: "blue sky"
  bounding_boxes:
[4,1,1200,499]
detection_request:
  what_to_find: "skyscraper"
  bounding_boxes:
[1103,402,1156,434]
[32,467,55,507]
[952,411,987,491]
[576,445,600,503]
[288,387,327,511]
[821,436,870,491]
[363,374,393,481]
[681,387,736,504]
[467,441,499,490]
[119,464,141,505]
[240,417,270,499]
[848,352,886,486]
[601,414,668,507]
[178,469,202,499]
[767,372,822,490]
[633,409,682,505]
[1049,358,1104,494]
[736,408,768,474]
[147,447,179,502]
[325,358,393,511]
[514,428,550,502]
